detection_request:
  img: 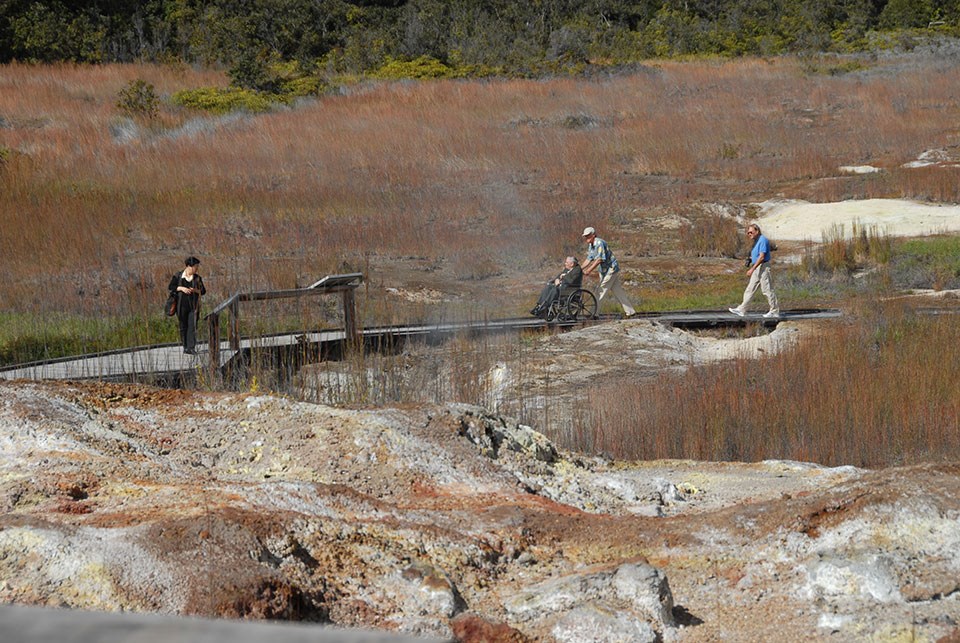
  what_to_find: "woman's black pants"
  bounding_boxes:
[178,308,197,352]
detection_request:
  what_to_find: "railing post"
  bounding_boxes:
[342,288,359,346]
[208,312,220,370]
[229,299,240,351]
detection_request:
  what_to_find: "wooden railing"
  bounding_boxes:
[204,273,363,369]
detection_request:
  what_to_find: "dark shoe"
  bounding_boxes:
[184,349,196,355]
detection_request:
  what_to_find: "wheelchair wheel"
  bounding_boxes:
[564,289,598,320]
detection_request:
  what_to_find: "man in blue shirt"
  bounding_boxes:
[581,226,636,317]
[729,224,780,318]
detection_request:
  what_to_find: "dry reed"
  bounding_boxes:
[4,57,960,324]
[569,303,960,467]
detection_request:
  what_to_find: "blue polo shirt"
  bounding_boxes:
[587,237,619,275]
[751,235,772,264]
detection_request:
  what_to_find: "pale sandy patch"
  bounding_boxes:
[384,287,450,303]
[838,165,883,174]
[756,199,960,240]
[902,148,960,169]
[694,321,815,363]
[902,289,960,300]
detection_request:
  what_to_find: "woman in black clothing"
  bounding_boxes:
[168,256,206,354]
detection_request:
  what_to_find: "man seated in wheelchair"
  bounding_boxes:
[530,256,583,319]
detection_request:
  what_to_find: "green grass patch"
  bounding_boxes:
[0,313,180,366]
[639,264,873,313]
[625,266,855,313]
[889,235,960,290]
[635,274,744,311]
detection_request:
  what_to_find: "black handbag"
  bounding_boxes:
[165,292,177,316]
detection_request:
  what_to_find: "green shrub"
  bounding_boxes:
[229,57,328,97]
[449,62,503,78]
[116,79,159,119]
[171,87,278,114]
[172,68,328,115]
[281,75,326,97]
[370,56,459,80]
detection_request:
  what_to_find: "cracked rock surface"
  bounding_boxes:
[1,379,959,641]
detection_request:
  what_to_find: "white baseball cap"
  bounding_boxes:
[582,226,595,237]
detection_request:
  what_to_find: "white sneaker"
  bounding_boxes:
[763,311,780,318]
[728,307,745,317]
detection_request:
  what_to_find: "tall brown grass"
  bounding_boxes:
[678,211,742,257]
[3,56,960,328]
[568,303,960,467]
[801,221,893,274]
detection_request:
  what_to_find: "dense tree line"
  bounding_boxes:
[1,0,958,83]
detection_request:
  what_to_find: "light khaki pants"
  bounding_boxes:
[598,270,636,316]
[737,262,779,314]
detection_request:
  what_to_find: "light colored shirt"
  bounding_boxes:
[587,237,619,275]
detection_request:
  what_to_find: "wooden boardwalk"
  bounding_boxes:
[0,308,840,383]
[0,603,435,643]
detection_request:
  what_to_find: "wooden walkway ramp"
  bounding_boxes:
[0,306,841,384]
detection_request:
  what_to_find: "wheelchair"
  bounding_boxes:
[543,288,598,322]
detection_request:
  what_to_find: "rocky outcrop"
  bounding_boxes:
[1,380,959,641]
[504,561,674,641]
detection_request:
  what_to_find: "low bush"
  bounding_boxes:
[116,79,159,119]
[171,87,278,114]
[370,56,460,80]
[280,75,326,97]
